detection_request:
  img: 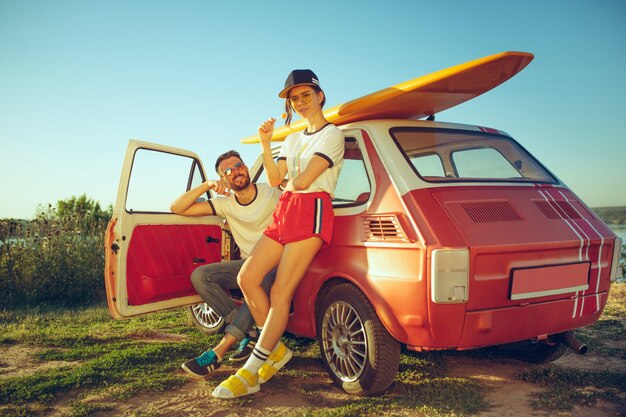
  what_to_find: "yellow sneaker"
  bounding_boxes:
[211,368,260,399]
[258,343,293,384]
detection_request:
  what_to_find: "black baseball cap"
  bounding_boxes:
[279,69,321,98]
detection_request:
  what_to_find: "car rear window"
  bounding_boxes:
[389,127,556,184]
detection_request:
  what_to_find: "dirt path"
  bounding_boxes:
[86,349,623,417]
[451,353,623,417]
[3,337,624,417]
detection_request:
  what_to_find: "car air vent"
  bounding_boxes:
[555,202,583,219]
[533,200,561,219]
[362,215,409,242]
[533,200,582,220]
[460,201,522,223]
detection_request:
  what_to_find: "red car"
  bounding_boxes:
[105,52,622,395]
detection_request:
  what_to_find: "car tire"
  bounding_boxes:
[511,340,568,364]
[186,303,225,335]
[317,283,400,396]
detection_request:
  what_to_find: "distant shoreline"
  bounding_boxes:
[591,206,626,226]
[2,207,626,226]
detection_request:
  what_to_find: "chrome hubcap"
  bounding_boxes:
[192,303,223,329]
[321,301,367,382]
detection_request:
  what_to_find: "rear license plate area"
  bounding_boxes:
[509,262,590,300]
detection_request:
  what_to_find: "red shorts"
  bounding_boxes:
[263,191,334,248]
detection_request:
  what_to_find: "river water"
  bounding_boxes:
[608,224,626,243]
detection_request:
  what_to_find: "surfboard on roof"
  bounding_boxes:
[240,51,533,144]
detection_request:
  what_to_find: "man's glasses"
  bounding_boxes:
[288,91,317,106]
[221,161,245,177]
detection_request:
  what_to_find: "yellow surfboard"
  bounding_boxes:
[241,51,533,144]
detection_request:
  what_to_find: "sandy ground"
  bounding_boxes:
[451,353,624,417]
[2,338,625,417]
[100,348,626,417]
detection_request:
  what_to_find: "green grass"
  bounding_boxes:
[515,283,626,412]
[1,284,625,417]
[0,305,214,416]
[516,366,626,411]
[0,305,489,417]
[293,349,489,417]
[576,283,626,358]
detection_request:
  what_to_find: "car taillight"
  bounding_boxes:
[610,238,623,283]
[431,249,469,303]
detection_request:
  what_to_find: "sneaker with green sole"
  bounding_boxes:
[181,349,221,380]
[229,333,258,362]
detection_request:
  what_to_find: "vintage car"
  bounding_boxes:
[104,52,623,395]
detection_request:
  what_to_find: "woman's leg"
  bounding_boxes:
[212,237,323,398]
[237,235,283,328]
[256,236,323,352]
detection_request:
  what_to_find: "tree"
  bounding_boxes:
[56,194,112,224]
[1,195,112,307]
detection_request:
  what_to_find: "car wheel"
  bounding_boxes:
[511,340,568,364]
[186,303,225,335]
[317,283,400,395]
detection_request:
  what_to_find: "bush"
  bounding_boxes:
[0,195,112,308]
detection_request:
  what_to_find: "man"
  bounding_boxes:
[170,150,281,379]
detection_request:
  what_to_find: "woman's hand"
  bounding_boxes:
[259,117,286,186]
[283,179,295,192]
[290,155,331,191]
[258,118,276,147]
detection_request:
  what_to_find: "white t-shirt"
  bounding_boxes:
[277,124,344,197]
[209,183,281,258]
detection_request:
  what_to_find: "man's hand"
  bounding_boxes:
[207,179,231,196]
[258,118,276,146]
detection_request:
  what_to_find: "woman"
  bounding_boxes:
[212,70,344,398]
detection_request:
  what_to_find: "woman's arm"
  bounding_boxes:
[170,180,226,216]
[288,128,344,191]
[259,118,288,186]
[288,155,329,191]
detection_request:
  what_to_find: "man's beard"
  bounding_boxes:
[229,173,250,191]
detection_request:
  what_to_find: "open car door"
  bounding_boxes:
[105,140,227,319]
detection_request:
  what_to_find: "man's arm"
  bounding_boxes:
[170,180,226,216]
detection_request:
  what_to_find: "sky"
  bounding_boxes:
[1,0,625,219]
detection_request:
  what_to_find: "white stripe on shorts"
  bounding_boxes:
[314,198,322,234]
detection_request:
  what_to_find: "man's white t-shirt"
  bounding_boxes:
[277,124,344,197]
[208,183,281,258]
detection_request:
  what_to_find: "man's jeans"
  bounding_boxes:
[190,259,276,341]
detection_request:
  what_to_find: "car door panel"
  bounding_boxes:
[126,223,222,305]
[105,140,225,318]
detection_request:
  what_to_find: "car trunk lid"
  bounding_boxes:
[421,185,614,312]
